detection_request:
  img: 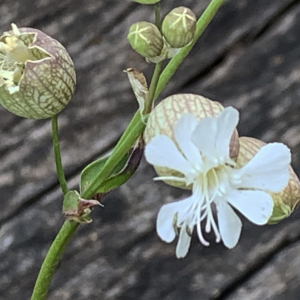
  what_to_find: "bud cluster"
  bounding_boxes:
[127,6,196,62]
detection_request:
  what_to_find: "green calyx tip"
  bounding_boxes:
[127,21,163,58]
[0,24,76,119]
[162,6,196,49]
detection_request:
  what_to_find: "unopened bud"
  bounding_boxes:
[0,24,76,119]
[162,7,196,48]
[127,21,163,59]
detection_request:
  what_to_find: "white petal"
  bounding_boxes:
[191,116,218,158]
[176,226,192,258]
[215,107,239,158]
[216,201,242,249]
[156,198,192,243]
[235,143,291,192]
[153,176,186,183]
[226,190,273,225]
[174,114,203,168]
[145,135,192,175]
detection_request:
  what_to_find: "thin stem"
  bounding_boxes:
[144,62,163,114]
[52,115,69,195]
[154,0,226,100]
[82,117,145,199]
[144,2,163,114]
[30,220,79,300]
[154,2,161,30]
[83,61,163,199]
[81,6,164,199]
[30,1,226,298]
[83,0,226,199]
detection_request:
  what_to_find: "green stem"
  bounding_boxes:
[31,221,79,300]
[144,62,163,114]
[82,5,164,199]
[154,0,226,100]
[82,0,226,199]
[82,116,145,199]
[109,0,226,154]
[82,63,162,199]
[52,115,69,195]
[154,2,161,30]
[82,62,163,199]
[30,1,226,298]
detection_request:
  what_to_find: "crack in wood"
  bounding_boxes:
[0,135,120,226]
[213,236,300,300]
[181,0,300,90]
[251,0,300,40]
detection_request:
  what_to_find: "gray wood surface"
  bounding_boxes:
[1,0,300,299]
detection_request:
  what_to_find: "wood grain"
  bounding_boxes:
[1,0,300,299]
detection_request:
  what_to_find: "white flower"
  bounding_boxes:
[145,107,291,258]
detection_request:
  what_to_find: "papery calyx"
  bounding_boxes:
[0,24,76,119]
[144,94,292,258]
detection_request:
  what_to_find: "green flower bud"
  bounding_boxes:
[132,0,160,3]
[0,24,76,119]
[162,7,196,48]
[236,137,300,223]
[127,21,163,59]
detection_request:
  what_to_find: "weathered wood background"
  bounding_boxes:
[1,0,300,299]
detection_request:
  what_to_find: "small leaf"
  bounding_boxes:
[63,190,81,216]
[62,190,101,224]
[80,151,131,196]
[96,141,143,194]
[80,140,144,198]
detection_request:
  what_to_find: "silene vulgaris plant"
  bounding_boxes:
[0,1,299,299]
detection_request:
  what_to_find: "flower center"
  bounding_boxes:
[0,24,51,94]
[0,35,32,90]
[184,164,233,246]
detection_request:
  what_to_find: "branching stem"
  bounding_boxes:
[51,115,69,195]
[30,1,227,299]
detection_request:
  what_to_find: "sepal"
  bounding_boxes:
[124,68,148,116]
[80,139,143,197]
[62,190,101,224]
